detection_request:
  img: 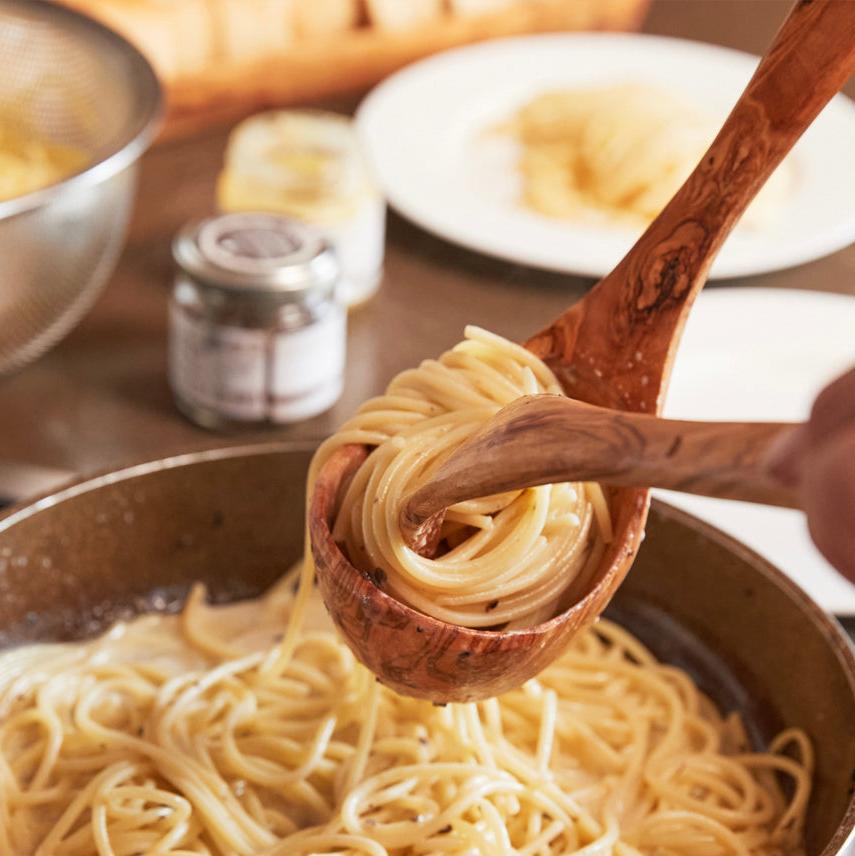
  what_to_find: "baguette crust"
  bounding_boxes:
[207,0,293,65]
[58,0,649,139]
[294,0,359,37]
[448,0,515,16]
[364,0,444,31]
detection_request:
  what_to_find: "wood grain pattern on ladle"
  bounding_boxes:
[400,395,802,556]
[309,0,855,702]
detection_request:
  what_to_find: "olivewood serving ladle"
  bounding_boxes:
[309,0,855,703]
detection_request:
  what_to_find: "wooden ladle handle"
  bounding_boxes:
[401,396,800,553]
[527,0,855,414]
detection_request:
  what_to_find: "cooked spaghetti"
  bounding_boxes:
[0,569,811,855]
[505,84,793,229]
[311,325,610,629]
[0,327,812,854]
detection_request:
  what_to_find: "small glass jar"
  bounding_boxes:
[217,110,385,309]
[169,212,346,430]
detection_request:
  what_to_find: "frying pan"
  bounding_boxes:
[0,443,852,854]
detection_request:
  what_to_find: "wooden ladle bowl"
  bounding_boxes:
[310,0,855,702]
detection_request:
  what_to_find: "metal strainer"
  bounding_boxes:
[0,0,161,374]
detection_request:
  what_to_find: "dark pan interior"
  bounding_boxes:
[0,443,853,855]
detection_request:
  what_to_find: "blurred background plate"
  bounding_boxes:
[357,32,855,279]
[662,287,855,614]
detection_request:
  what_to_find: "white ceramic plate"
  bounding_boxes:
[357,33,855,279]
[661,288,855,614]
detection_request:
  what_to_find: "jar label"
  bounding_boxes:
[169,305,346,424]
[170,308,268,421]
[270,308,346,422]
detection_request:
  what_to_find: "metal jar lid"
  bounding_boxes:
[173,212,339,296]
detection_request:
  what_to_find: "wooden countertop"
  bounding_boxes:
[2,0,855,502]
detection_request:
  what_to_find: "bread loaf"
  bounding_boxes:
[447,0,515,16]
[57,0,649,139]
[208,0,294,64]
[365,0,444,31]
[294,0,359,36]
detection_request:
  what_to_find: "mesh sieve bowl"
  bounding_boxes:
[0,0,161,374]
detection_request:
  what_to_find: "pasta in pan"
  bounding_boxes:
[0,327,811,854]
[0,569,811,855]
